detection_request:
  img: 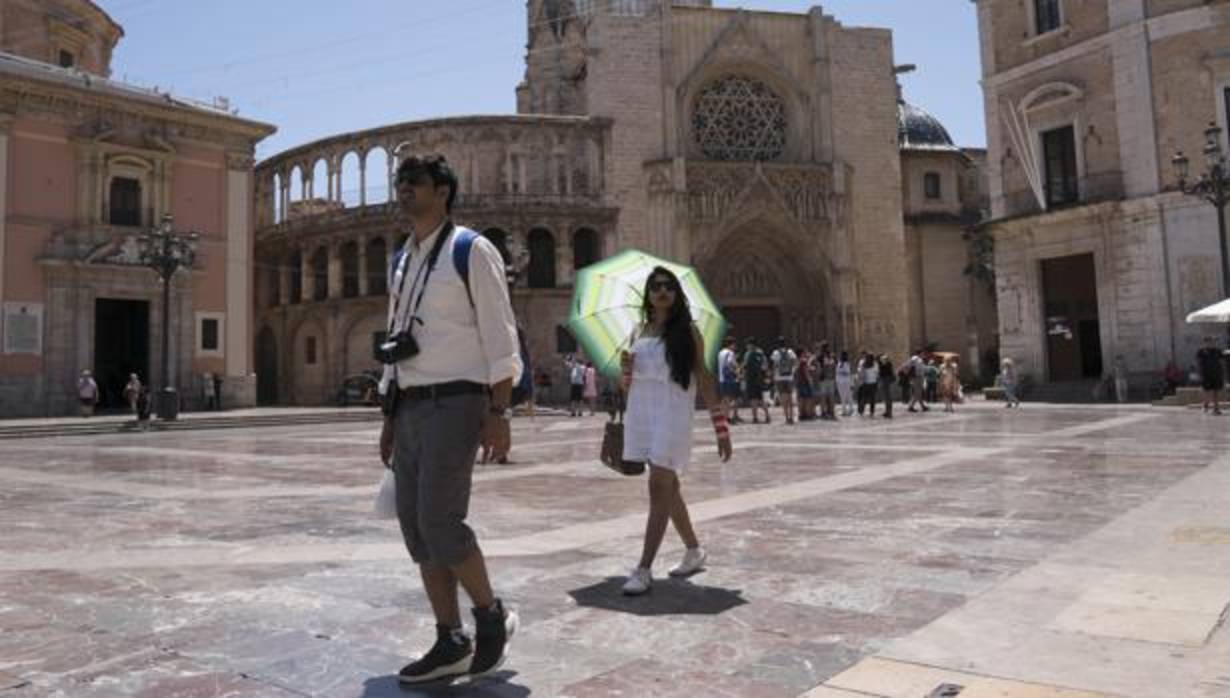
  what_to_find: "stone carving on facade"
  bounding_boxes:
[84,235,145,266]
[763,167,833,223]
[686,163,754,221]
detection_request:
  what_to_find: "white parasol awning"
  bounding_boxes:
[1186,298,1230,324]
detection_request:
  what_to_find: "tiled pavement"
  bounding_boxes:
[1,403,1228,696]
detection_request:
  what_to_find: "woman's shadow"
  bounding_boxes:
[359,671,530,697]
[567,576,747,616]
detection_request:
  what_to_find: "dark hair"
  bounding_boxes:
[396,153,458,212]
[641,266,696,390]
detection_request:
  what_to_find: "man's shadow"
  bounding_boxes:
[359,671,529,697]
[567,576,748,616]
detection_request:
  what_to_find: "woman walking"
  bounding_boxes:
[1000,358,1021,408]
[621,267,733,596]
[939,356,960,412]
[857,353,879,417]
[836,351,854,417]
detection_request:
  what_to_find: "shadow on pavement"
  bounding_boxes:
[360,671,528,697]
[568,576,748,616]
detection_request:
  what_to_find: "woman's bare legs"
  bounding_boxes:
[638,465,679,569]
[668,479,699,548]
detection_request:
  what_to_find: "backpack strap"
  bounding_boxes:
[451,227,479,308]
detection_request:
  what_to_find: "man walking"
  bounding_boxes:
[717,336,742,424]
[771,337,798,424]
[1197,336,1225,415]
[77,369,99,417]
[742,338,770,424]
[567,355,586,417]
[378,154,521,684]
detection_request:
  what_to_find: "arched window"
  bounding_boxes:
[924,172,942,200]
[482,228,513,266]
[341,241,360,298]
[573,228,600,271]
[366,238,388,296]
[311,247,328,302]
[528,228,556,289]
[692,75,787,161]
[289,252,303,304]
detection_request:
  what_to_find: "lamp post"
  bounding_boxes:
[1174,122,1230,344]
[137,214,199,420]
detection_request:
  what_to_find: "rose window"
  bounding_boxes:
[692,75,787,161]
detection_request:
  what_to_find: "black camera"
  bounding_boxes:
[374,331,419,365]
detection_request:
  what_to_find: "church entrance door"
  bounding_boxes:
[94,299,150,410]
[723,305,781,345]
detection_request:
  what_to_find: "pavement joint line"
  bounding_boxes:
[0,411,1150,572]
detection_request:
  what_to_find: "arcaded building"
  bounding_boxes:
[0,0,274,417]
[255,0,991,405]
[975,0,1230,394]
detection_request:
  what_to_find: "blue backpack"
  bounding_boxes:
[389,228,534,406]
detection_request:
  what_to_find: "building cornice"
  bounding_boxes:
[0,52,275,143]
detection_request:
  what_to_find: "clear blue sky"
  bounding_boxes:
[101,0,984,161]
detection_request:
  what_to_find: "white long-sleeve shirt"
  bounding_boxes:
[379,221,522,392]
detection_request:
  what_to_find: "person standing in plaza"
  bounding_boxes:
[742,338,770,424]
[567,356,586,417]
[717,336,742,424]
[770,338,798,424]
[939,356,960,413]
[878,354,895,419]
[203,372,217,411]
[77,369,98,417]
[925,359,940,404]
[907,350,929,413]
[583,361,598,416]
[835,350,855,417]
[1112,355,1129,404]
[1196,336,1225,415]
[620,266,733,596]
[795,347,815,421]
[123,373,142,421]
[857,352,879,416]
[816,344,838,420]
[1000,357,1021,408]
[376,154,520,684]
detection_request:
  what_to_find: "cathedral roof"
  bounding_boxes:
[898,100,959,152]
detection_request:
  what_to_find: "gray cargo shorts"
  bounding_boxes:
[393,391,486,566]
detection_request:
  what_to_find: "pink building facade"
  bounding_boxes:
[0,0,274,416]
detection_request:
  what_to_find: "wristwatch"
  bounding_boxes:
[488,406,513,420]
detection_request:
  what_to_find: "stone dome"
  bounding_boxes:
[898,100,958,151]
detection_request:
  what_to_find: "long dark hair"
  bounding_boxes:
[640,266,696,390]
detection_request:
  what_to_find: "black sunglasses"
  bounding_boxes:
[648,279,678,292]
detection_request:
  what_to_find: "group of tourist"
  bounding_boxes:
[714,337,995,424]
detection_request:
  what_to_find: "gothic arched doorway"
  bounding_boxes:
[256,326,278,405]
[700,224,832,347]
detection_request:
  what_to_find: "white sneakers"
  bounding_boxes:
[622,566,652,595]
[669,546,707,577]
[623,548,708,596]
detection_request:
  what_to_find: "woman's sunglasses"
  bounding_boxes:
[648,280,678,292]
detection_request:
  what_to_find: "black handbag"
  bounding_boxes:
[600,416,645,476]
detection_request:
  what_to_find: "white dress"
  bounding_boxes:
[623,336,697,473]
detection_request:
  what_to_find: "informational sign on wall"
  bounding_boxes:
[2,302,43,355]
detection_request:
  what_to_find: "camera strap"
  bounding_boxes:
[387,220,455,336]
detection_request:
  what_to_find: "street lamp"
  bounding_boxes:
[1174,122,1230,342]
[137,214,199,420]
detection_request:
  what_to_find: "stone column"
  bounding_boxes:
[357,235,370,297]
[300,245,313,304]
[327,242,343,299]
[225,153,255,377]
[359,155,367,206]
[278,251,291,306]
[0,113,10,332]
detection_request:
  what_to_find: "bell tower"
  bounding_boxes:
[517,0,593,115]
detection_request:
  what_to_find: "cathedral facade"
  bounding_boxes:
[252,1,991,406]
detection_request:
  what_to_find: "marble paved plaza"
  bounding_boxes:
[2,403,1230,697]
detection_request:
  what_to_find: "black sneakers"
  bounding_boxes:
[470,599,519,677]
[398,625,473,685]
